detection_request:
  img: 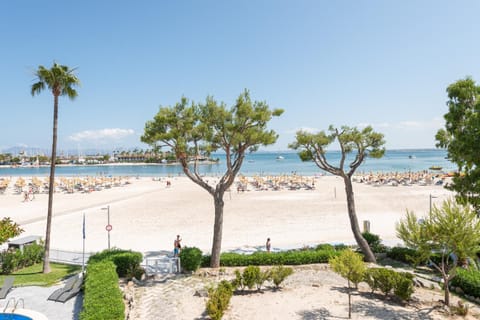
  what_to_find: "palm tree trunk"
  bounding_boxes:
[210,191,225,268]
[43,94,59,274]
[343,176,376,263]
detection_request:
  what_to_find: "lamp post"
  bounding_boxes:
[101,205,111,250]
[429,194,438,214]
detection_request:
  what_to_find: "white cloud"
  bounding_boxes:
[358,117,444,131]
[285,127,321,134]
[69,128,135,142]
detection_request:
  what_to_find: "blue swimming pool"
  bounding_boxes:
[0,314,32,320]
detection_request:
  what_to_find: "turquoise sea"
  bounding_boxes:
[0,149,455,177]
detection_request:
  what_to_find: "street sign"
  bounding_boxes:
[106,224,112,231]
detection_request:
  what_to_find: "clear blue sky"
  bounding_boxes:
[1,1,479,154]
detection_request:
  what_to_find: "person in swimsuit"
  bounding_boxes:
[266,238,271,253]
[174,235,182,257]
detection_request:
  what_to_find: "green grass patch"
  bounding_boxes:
[0,263,81,287]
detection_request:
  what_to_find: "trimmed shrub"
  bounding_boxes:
[179,247,203,272]
[330,249,366,289]
[315,244,334,251]
[80,261,125,320]
[373,268,396,295]
[88,248,142,278]
[451,268,480,298]
[394,272,414,301]
[242,265,261,290]
[362,232,387,253]
[333,244,349,251]
[111,252,143,278]
[202,248,338,267]
[386,247,420,265]
[231,269,244,290]
[270,265,293,288]
[363,268,380,293]
[206,280,234,320]
[232,266,271,291]
[364,267,414,301]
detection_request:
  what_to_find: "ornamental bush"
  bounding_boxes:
[88,248,143,278]
[242,265,261,289]
[364,267,414,301]
[362,232,387,253]
[450,268,480,298]
[394,272,415,301]
[80,260,124,320]
[372,268,396,295]
[270,265,294,288]
[386,247,421,265]
[179,247,203,272]
[231,266,272,291]
[206,280,234,320]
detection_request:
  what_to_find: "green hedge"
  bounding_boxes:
[80,261,125,320]
[201,249,339,267]
[386,247,421,265]
[0,243,44,274]
[88,248,143,278]
[451,268,480,298]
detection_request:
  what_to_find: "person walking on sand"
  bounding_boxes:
[266,238,271,253]
[174,235,182,257]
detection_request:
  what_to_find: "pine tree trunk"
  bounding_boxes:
[348,279,352,319]
[343,176,376,263]
[43,94,59,274]
[210,191,224,268]
[444,277,450,307]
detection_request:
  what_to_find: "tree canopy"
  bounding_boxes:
[142,90,283,267]
[436,77,480,210]
[0,217,23,246]
[290,125,385,177]
[290,125,385,262]
[396,199,480,306]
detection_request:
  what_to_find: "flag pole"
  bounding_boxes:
[82,212,85,274]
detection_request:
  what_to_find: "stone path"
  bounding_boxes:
[131,274,207,320]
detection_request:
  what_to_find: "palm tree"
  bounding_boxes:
[31,62,80,273]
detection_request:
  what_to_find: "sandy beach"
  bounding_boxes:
[1,174,454,254]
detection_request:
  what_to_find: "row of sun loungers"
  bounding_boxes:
[47,274,83,303]
[0,276,14,299]
[237,175,316,192]
[0,274,82,303]
[0,177,131,195]
[353,172,449,187]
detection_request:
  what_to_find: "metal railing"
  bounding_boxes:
[49,249,93,266]
[143,256,181,275]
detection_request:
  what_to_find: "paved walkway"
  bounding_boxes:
[0,284,82,320]
[131,274,206,320]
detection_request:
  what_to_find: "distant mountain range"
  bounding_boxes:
[0,146,143,156]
